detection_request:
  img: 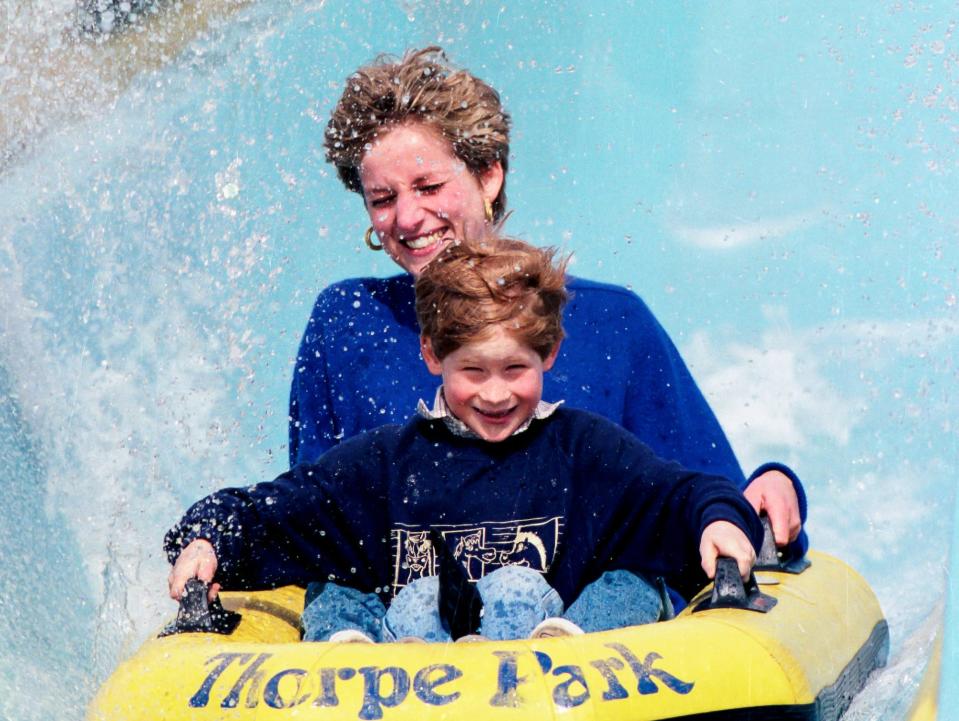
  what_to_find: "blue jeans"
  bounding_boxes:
[302,567,663,642]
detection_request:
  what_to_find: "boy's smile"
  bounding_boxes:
[421,325,559,442]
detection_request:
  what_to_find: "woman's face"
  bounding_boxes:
[359,123,503,276]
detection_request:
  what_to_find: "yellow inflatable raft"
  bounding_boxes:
[88,549,886,721]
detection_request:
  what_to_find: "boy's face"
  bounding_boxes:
[421,325,559,442]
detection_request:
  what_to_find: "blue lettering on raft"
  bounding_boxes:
[357,667,408,720]
[414,665,462,706]
[264,668,310,709]
[493,644,694,709]
[605,644,695,695]
[188,644,692,717]
[490,651,525,707]
[189,653,247,707]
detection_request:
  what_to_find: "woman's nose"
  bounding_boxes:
[394,191,425,232]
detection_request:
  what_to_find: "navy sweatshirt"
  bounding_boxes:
[166,408,765,604]
[289,274,808,559]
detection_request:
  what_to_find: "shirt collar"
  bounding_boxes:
[416,386,563,439]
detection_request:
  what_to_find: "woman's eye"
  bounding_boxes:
[368,195,394,208]
[418,183,443,195]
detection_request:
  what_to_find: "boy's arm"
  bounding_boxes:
[164,437,390,593]
[570,414,764,599]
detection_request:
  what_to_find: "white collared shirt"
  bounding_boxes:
[416,386,564,439]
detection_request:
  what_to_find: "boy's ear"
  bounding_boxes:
[542,341,562,371]
[420,336,444,376]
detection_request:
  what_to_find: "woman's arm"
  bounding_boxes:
[605,285,746,482]
[289,288,342,465]
[608,286,808,551]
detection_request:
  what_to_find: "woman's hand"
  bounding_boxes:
[743,470,802,546]
[700,520,756,580]
[168,538,220,602]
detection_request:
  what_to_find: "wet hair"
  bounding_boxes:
[415,234,568,360]
[325,46,511,220]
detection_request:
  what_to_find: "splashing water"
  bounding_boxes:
[1,2,956,719]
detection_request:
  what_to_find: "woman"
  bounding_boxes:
[289,46,806,560]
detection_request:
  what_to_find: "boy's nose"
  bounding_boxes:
[478,379,511,405]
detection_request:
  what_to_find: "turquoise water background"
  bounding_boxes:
[1,2,957,719]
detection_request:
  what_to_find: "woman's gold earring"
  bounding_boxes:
[484,198,494,223]
[364,227,384,251]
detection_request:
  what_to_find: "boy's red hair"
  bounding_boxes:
[415,235,569,360]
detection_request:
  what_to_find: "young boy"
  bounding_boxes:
[166,236,768,642]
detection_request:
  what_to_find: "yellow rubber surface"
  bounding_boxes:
[87,551,885,721]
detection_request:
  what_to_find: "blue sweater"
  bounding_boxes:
[292,275,742,475]
[290,275,809,556]
[167,408,766,603]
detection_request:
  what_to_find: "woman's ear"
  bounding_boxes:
[542,341,562,372]
[420,336,444,376]
[480,161,505,207]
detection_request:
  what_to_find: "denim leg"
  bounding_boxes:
[476,566,564,640]
[382,576,451,643]
[562,570,663,633]
[301,582,387,642]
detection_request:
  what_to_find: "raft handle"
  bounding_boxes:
[159,579,242,637]
[754,515,811,574]
[692,557,778,614]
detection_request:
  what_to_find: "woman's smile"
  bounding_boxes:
[401,230,447,252]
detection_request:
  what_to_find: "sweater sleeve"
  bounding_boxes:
[165,433,391,592]
[565,413,764,600]
[289,287,341,466]
[617,290,746,485]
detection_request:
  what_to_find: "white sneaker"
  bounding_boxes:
[529,617,585,639]
[454,633,490,643]
[328,629,375,643]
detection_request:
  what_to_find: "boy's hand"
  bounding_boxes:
[168,538,220,602]
[743,470,801,546]
[700,521,756,580]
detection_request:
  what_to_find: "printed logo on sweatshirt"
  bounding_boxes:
[391,516,563,593]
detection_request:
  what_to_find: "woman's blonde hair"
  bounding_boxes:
[415,235,569,360]
[325,46,511,220]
